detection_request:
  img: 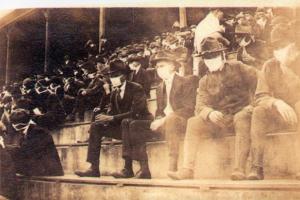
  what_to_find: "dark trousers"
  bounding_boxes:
[0,148,17,200]
[86,121,122,166]
[121,113,187,162]
[72,93,101,118]
[250,101,300,167]
[121,119,153,161]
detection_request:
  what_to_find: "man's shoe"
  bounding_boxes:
[296,172,300,180]
[134,170,151,179]
[111,168,134,178]
[65,114,75,122]
[231,170,246,181]
[168,157,178,172]
[75,168,100,177]
[247,166,264,180]
[167,168,193,180]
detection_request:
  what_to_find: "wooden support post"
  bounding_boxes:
[99,8,106,53]
[43,10,49,73]
[179,7,187,28]
[5,28,11,85]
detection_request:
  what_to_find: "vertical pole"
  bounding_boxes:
[99,8,106,53]
[5,28,11,85]
[44,10,49,73]
[179,7,187,28]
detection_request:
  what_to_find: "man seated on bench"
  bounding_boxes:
[168,37,257,180]
[75,59,152,177]
[111,50,198,179]
[242,23,300,180]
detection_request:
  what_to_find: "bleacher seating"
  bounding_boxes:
[16,84,300,200]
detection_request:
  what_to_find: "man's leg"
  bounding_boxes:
[293,101,300,179]
[112,118,134,178]
[128,120,153,179]
[168,116,216,180]
[249,105,285,180]
[231,106,253,180]
[164,113,187,172]
[75,122,102,177]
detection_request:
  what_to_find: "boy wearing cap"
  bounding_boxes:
[1,108,64,176]
[128,55,151,98]
[111,50,198,179]
[247,24,300,180]
[75,59,152,177]
[168,37,257,180]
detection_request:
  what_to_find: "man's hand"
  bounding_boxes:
[93,107,101,113]
[273,100,298,125]
[208,111,226,128]
[95,114,114,123]
[150,118,165,131]
[81,90,87,96]
[0,136,5,149]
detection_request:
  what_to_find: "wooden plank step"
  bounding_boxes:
[18,175,300,200]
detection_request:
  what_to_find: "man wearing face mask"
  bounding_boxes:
[127,55,151,98]
[75,59,151,177]
[168,37,257,180]
[235,22,271,69]
[247,23,300,180]
[111,50,198,179]
[5,109,63,176]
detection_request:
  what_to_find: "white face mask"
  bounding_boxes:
[204,55,225,72]
[110,76,122,87]
[257,18,267,30]
[12,122,28,132]
[129,63,139,71]
[157,66,172,80]
[239,37,252,47]
[273,44,292,66]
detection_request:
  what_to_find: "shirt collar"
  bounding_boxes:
[23,120,36,135]
[164,72,176,85]
[135,65,141,74]
[119,80,127,92]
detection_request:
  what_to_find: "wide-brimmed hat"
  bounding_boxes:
[270,23,293,46]
[235,24,253,35]
[199,37,227,58]
[103,59,130,76]
[10,108,30,125]
[152,50,182,69]
[127,55,144,63]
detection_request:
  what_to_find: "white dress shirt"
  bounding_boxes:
[119,81,126,99]
[163,73,176,116]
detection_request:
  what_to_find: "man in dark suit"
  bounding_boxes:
[111,50,199,179]
[75,59,151,177]
[3,108,64,176]
[128,55,151,98]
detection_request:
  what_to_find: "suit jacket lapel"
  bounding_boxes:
[169,74,179,109]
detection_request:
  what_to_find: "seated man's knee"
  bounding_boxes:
[121,118,132,128]
[234,106,253,124]
[252,105,269,118]
[165,113,182,125]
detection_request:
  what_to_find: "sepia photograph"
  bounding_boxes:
[0,1,300,199]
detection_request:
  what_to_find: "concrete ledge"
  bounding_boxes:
[56,132,300,179]
[18,175,300,200]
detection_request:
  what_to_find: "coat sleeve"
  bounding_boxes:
[254,61,278,108]
[113,85,148,121]
[85,78,103,96]
[238,61,258,94]
[194,76,215,120]
[173,76,199,119]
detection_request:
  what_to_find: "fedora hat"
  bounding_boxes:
[199,37,227,58]
[152,50,182,69]
[104,59,130,76]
